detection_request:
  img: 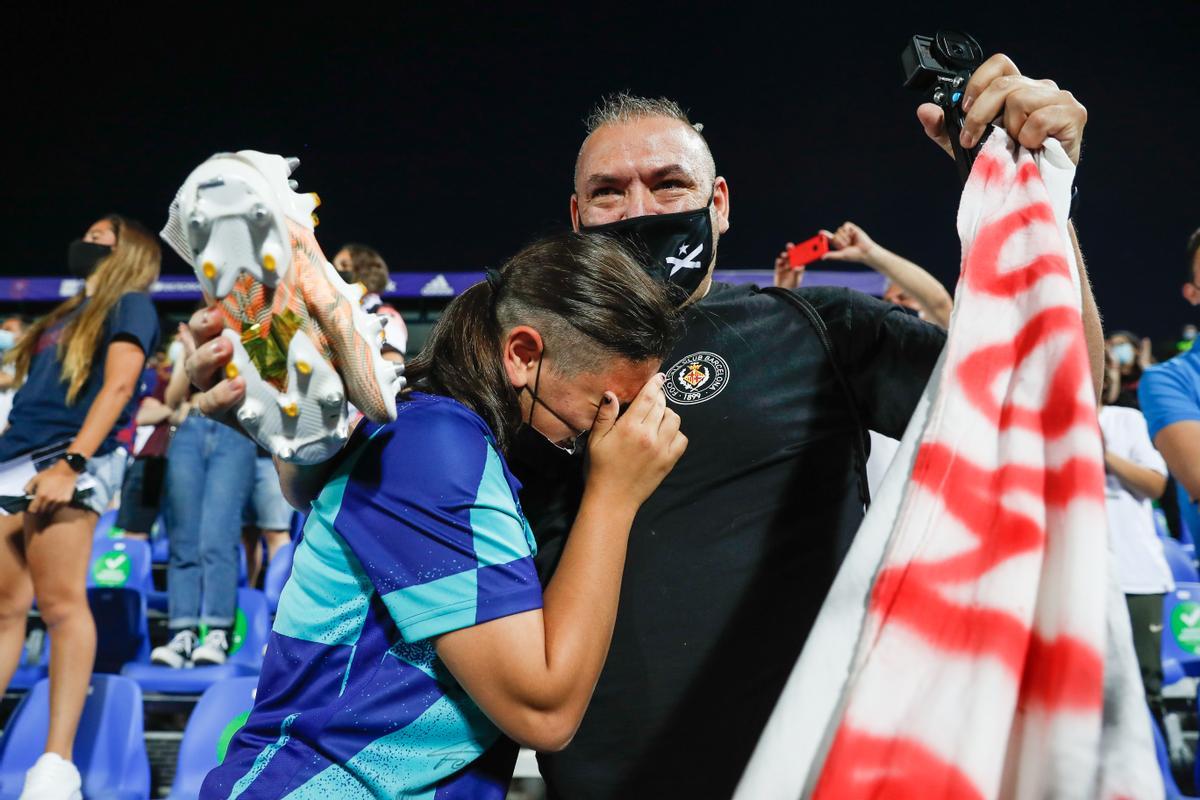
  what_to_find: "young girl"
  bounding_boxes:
[200,232,685,797]
[0,215,160,798]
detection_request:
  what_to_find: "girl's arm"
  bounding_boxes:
[26,339,145,515]
[135,396,173,427]
[1104,449,1167,501]
[436,375,687,752]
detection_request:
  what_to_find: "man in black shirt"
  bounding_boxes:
[518,54,1103,799]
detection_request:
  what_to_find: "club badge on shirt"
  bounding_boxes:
[663,351,730,406]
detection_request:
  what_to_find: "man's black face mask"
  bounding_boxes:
[579,192,715,299]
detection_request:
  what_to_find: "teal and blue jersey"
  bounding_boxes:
[203,393,543,799]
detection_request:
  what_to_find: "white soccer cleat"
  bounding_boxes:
[174,151,319,300]
[161,152,403,465]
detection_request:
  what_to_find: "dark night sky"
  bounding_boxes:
[4,3,1198,338]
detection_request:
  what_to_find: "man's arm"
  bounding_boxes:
[1155,422,1200,502]
[1069,223,1105,402]
[917,53,1099,398]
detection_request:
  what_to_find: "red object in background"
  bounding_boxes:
[787,234,830,268]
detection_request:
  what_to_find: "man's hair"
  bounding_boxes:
[576,91,716,188]
[1187,228,1200,284]
[584,92,704,135]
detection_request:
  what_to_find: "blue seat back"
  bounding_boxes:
[228,589,270,669]
[87,538,151,673]
[264,541,294,614]
[0,675,150,799]
[168,676,259,799]
[1163,536,1200,583]
[87,537,152,593]
[92,508,119,541]
[1163,583,1200,680]
[238,541,248,587]
[150,516,169,564]
[289,510,306,542]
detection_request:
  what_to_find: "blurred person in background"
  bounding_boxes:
[0,215,160,798]
[1107,329,1154,409]
[1140,228,1200,548]
[333,243,408,362]
[151,317,256,672]
[773,221,953,329]
[241,449,293,589]
[0,317,29,430]
[1099,350,1171,722]
[115,327,191,540]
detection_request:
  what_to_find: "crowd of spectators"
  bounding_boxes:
[0,229,406,792]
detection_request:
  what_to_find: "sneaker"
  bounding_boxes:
[19,752,82,800]
[192,629,230,666]
[161,151,405,464]
[150,629,197,669]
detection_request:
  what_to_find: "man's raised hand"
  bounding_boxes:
[917,53,1087,165]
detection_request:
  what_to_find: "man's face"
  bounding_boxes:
[1184,249,1200,306]
[883,283,921,314]
[571,116,729,235]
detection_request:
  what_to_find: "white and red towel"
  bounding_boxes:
[736,129,1162,800]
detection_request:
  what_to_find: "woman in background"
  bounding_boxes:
[0,215,160,799]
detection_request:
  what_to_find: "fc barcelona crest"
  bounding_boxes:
[663,351,730,406]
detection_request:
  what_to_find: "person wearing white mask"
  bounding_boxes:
[0,317,28,431]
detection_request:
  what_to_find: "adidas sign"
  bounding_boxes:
[420,274,455,297]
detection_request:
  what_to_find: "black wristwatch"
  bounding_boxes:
[62,453,88,474]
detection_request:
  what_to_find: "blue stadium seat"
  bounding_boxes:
[167,676,259,799]
[264,541,294,615]
[122,588,270,694]
[0,674,150,799]
[1163,537,1200,584]
[1151,708,1198,800]
[8,630,49,692]
[238,543,248,588]
[1183,512,1198,554]
[289,510,306,542]
[1164,583,1200,680]
[1164,657,1186,688]
[92,508,119,541]
[150,517,169,564]
[87,538,152,673]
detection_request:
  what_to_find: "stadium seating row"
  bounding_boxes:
[0,674,259,799]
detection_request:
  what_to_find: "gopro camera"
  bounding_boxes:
[901,30,984,183]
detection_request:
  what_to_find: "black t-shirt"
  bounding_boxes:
[515,282,945,800]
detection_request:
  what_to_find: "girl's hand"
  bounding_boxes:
[25,460,78,517]
[585,373,687,508]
